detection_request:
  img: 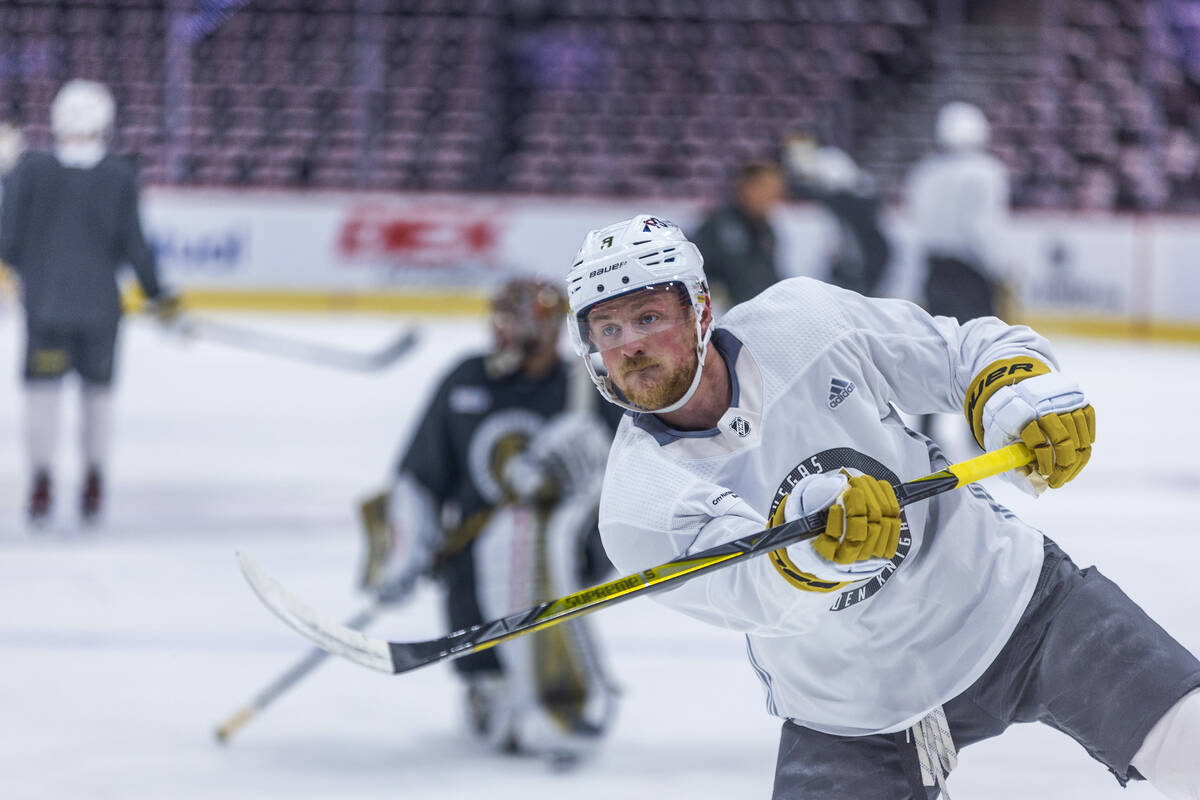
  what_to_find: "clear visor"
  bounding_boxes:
[573,282,704,414]
[576,282,693,359]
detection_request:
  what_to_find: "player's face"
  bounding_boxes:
[585,285,698,411]
[739,170,785,218]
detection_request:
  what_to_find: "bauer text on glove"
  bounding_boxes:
[965,356,1095,490]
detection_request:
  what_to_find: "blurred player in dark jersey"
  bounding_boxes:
[0,79,176,527]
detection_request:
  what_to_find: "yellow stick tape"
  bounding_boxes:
[215,706,255,742]
[948,442,1035,487]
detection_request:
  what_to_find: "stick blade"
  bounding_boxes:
[236,550,395,674]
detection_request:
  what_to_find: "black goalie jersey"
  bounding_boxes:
[397,354,622,675]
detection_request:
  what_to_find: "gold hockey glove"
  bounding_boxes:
[146,292,183,323]
[966,356,1096,490]
[814,474,902,564]
[964,356,1051,449]
[768,470,902,593]
[1019,405,1096,489]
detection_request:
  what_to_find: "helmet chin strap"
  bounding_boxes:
[644,345,707,414]
[649,309,712,414]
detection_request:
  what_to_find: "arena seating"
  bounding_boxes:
[1,0,1197,210]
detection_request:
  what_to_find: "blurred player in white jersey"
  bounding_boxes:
[0,80,176,527]
[905,102,1011,444]
[563,215,1199,798]
[359,277,622,767]
[906,101,1010,321]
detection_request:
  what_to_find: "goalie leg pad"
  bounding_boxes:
[473,503,618,757]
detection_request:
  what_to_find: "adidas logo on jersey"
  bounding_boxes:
[828,377,856,409]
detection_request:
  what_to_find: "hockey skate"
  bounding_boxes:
[81,467,103,525]
[465,674,520,753]
[28,470,52,528]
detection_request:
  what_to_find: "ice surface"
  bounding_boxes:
[1,310,1196,799]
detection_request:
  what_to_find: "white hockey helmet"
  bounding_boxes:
[566,214,711,414]
[935,101,989,151]
[807,146,860,192]
[51,79,115,142]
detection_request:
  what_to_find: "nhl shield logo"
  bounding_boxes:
[728,416,752,438]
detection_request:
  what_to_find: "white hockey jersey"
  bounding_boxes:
[598,277,1051,736]
[905,148,1010,280]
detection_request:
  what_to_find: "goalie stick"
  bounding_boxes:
[169,315,419,372]
[237,442,1035,676]
[213,605,379,744]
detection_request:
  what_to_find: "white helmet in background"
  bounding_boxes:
[51,79,115,142]
[935,101,989,151]
[0,122,24,174]
[807,146,860,192]
[566,214,711,414]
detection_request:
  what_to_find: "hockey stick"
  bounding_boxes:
[169,316,420,372]
[237,442,1035,676]
[214,605,379,744]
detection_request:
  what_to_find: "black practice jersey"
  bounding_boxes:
[0,151,162,327]
[399,354,621,528]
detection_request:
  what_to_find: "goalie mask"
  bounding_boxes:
[566,215,711,414]
[488,277,566,377]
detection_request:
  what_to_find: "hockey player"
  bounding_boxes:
[359,277,622,766]
[690,162,786,308]
[564,215,1200,799]
[786,143,891,298]
[0,80,176,526]
[905,101,1010,322]
[905,102,1011,446]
